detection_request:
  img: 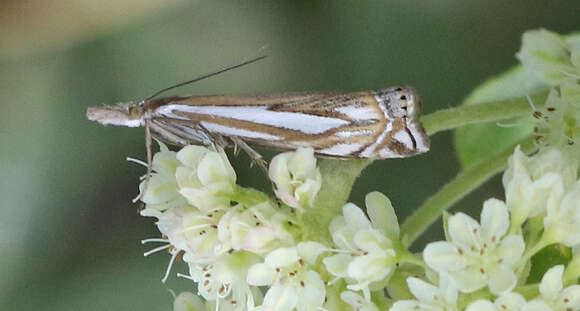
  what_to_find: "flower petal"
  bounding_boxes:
[448,212,481,250]
[297,241,326,265]
[488,264,517,295]
[322,254,350,277]
[265,247,299,268]
[480,198,509,242]
[521,299,552,311]
[268,153,292,193]
[465,300,495,311]
[423,241,465,272]
[539,265,564,300]
[246,263,276,286]
[495,292,526,311]
[365,191,399,238]
[287,148,317,180]
[342,203,372,230]
[262,282,298,311]
[496,235,525,267]
[347,252,394,284]
[295,271,325,311]
[389,300,424,311]
[176,145,208,168]
[449,266,487,293]
[406,277,441,305]
[561,285,580,309]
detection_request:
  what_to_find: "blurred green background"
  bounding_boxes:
[1,1,579,310]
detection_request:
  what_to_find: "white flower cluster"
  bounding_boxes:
[392,28,580,311]
[137,143,405,310]
[391,145,580,311]
[138,144,323,308]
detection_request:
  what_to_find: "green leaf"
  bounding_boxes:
[454,66,550,168]
[527,244,571,283]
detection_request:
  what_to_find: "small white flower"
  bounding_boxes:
[182,251,263,310]
[137,141,187,213]
[218,201,294,254]
[516,28,580,85]
[323,194,398,296]
[503,146,575,226]
[176,145,237,211]
[155,205,230,261]
[269,148,321,209]
[544,180,580,247]
[465,292,526,311]
[522,265,580,311]
[423,198,525,295]
[389,274,458,311]
[246,243,326,311]
[340,291,379,311]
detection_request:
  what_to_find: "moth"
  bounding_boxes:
[87,57,430,175]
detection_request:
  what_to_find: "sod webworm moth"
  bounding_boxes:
[87,57,430,175]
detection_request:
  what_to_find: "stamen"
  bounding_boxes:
[177,273,196,281]
[327,276,341,285]
[141,238,169,244]
[161,251,179,283]
[143,244,171,257]
[126,157,148,167]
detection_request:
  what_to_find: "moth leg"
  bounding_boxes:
[149,121,190,146]
[229,136,281,201]
[229,137,268,176]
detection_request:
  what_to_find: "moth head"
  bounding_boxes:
[86,101,144,127]
[374,86,422,120]
[373,86,429,157]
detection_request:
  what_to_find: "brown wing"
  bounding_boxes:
[145,91,388,158]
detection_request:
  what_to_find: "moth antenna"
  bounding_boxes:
[144,55,267,101]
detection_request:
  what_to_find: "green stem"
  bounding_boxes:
[303,159,371,244]
[400,136,537,247]
[421,92,548,136]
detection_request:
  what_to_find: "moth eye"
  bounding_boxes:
[128,106,141,118]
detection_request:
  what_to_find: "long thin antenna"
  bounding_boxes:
[145,55,267,101]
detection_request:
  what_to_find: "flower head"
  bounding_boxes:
[503,145,576,226]
[423,199,525,295]
[269,148,321,209]
[155,205,230,261]
[137,141,187,214]
[530,83,580,152]
[543,180,580,247]
[182,251,263,309]
[176,145,237,211]
[522,265,580,311]
[218,201,294,254]
[323,193,398,296]
[246,243,326,311]
[516,29,580,85]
